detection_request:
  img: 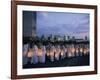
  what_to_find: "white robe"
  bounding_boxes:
[55,45,61,60]
[23,44,29,65]
[61,46,66,59]
[49,46,55,62]
[31,45,38,64]
[38,46,46,63]
[40,46,46,63]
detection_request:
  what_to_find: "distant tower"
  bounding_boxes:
[72,36,75,40]
[32,13,36,38]
[23,11,36,38]
[85,36,88,40]
[67,36,70,40]
[63,35,66,41]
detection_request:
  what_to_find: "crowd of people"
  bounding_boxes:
[23,43,89,65]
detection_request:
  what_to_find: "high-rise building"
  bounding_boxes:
[23,11,36,38]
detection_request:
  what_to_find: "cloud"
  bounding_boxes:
[37,12,48,19]
[36,12,89,38]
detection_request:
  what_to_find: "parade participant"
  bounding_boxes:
[75,45,80,56]
[60,45,66,59]
[49,45,56,62]
[55,45,61,61]
[46,45,50,61]
[41,45,46,63]
[79,47,84,56]
[31,45,38,64]
[83,45,89,56]
[23,44,29,65]
[65,45,68,58]
[71,45,76,57]
[27,47,33,64]
[37,44,46,63]
[67,45,72,58]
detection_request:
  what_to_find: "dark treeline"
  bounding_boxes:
[23,36,89,46]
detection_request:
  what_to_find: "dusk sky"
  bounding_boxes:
[36,11,90,39]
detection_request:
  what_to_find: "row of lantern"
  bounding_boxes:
[23,44,89,65]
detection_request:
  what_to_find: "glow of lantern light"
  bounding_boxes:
[27,49,33,58]
[37,49,42,56]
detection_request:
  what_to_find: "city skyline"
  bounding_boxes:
[36,11,90,39]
